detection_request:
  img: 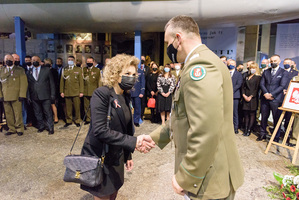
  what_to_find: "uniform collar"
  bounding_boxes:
[184,43,203,64]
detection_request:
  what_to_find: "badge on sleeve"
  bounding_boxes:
[190,65,206,81]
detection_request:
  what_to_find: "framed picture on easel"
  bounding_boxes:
[282,81,299,112]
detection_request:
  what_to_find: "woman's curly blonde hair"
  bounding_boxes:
[103,54,139,87]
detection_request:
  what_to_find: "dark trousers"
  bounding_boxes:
[233,99,239,132]
[57,96,65,121]
[32,99,53,131]
[132,96,141,124]
[260,98,282,140]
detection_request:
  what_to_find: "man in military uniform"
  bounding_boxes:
[60,55,83,127]
[0,54,28,136]
[170,62,182,84]
[82,57,102,125]
[149,16,244,199]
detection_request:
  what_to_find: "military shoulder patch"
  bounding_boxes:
[190,65,206,81]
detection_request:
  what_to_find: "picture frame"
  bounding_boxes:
[282,81,299,112]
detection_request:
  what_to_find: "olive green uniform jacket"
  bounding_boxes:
[82,66,102,96]
[60,66,84,97]
[150,44,244,199]
[0,65,28,100]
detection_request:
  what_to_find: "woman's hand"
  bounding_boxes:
[125,160,134,171]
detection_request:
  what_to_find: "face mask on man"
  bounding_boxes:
[26,62,32,66]
[271,63,278,68]
[261,64,267,68]
[228,65,235,70]
[33,61,40,67]
[57,64,62,68]
[119,75,136,91]
[141,60,145,64]
[167,39,178,63]
[45,63,51,68]
[237,68,243,72]
[68,60,74,66]
[164,67,170,73]
[14,61,20,66]
[6,60,13,66]
[284,64,290,69]
[86,63,93,68]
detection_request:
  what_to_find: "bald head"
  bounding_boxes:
[12,54,20,61]
[32,56,41,67]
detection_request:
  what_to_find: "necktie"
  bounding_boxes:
[35,68,39,80]
[230,71,232,77]
[271,69,275,77]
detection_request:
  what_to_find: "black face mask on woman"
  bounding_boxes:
[119,75,136,91]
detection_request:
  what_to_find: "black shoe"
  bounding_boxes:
[75,123,80,127]
[24,125,27,130]
[235,130,239,134]
[84,121,90,125]
[256,135,266,141]
[17,132,23,136]
[37,128,45,133]
[48,130,54,135]
[134,123,140,127]
[54,121,59,124]
[5,132,15,136]
[64,123,72,128]
[242,128,248,136]
[287,143,295,147]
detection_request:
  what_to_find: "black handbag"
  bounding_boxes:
[63,97,112,187]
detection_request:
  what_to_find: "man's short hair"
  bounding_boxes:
[220,56,227,60]
[87,57,94,61]
[271,54,280,58]
[284,58,292,61]
[57,57,63,61]
[25,55,32,59]
[68,55,75,59]
[44,58,53,64]
[165,15,200,37]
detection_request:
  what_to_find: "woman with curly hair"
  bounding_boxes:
[80,54,155,200]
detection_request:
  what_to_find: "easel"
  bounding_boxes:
[265,81,299,164]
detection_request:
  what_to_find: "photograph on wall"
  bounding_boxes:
[66,44,73,54]
[85,45,92,53]
[282,81,299,111]
[75,45,83,53]
[94,45,101,54]
[57,44,64,53]
[47,40,55,53]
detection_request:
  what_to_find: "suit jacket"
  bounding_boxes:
[242,74,262,110]
[285,69,299,89]
[260,67,289,103]
[81,86,136,165]
[131,68,145,97]
[27,66,55,101]
[82,66,102,96]
[0,65,28,101]
[150,44,244,199]
[60,66,84,97]
[231,70,243,99]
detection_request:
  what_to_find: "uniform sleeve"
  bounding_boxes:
[19,68,28,98]
[175,65,223,195]
[79,68,84,93]
[60,69,64,94]
[149,122,171,149]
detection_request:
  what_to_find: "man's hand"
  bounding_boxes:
[283,89,287,95]
[172,175,185,196]
[61,93,64,98]
[79,93,83,97]
[139,94,144,98]
[136,135,155,153]
[264,93,272,100]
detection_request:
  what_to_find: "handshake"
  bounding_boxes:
[135,135,155,153]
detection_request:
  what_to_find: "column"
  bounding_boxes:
[244,25,259,64]
[14,16,26,66]
[134,31,141,68]
[260,24,271,56]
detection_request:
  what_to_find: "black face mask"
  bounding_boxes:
[25,62,32,66]
[86,63,93,68]
[141,60,145,64]
[14,61,20,66]
[152,68,158,72]
[119,75,136,91]
[45,64,51,68]
[6,60,13,66]
[167,43,178,63]
[271,63,278,68]
[57,64,62,68]
[33,61,40,67]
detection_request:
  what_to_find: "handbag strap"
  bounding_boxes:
[69,95,113,156]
